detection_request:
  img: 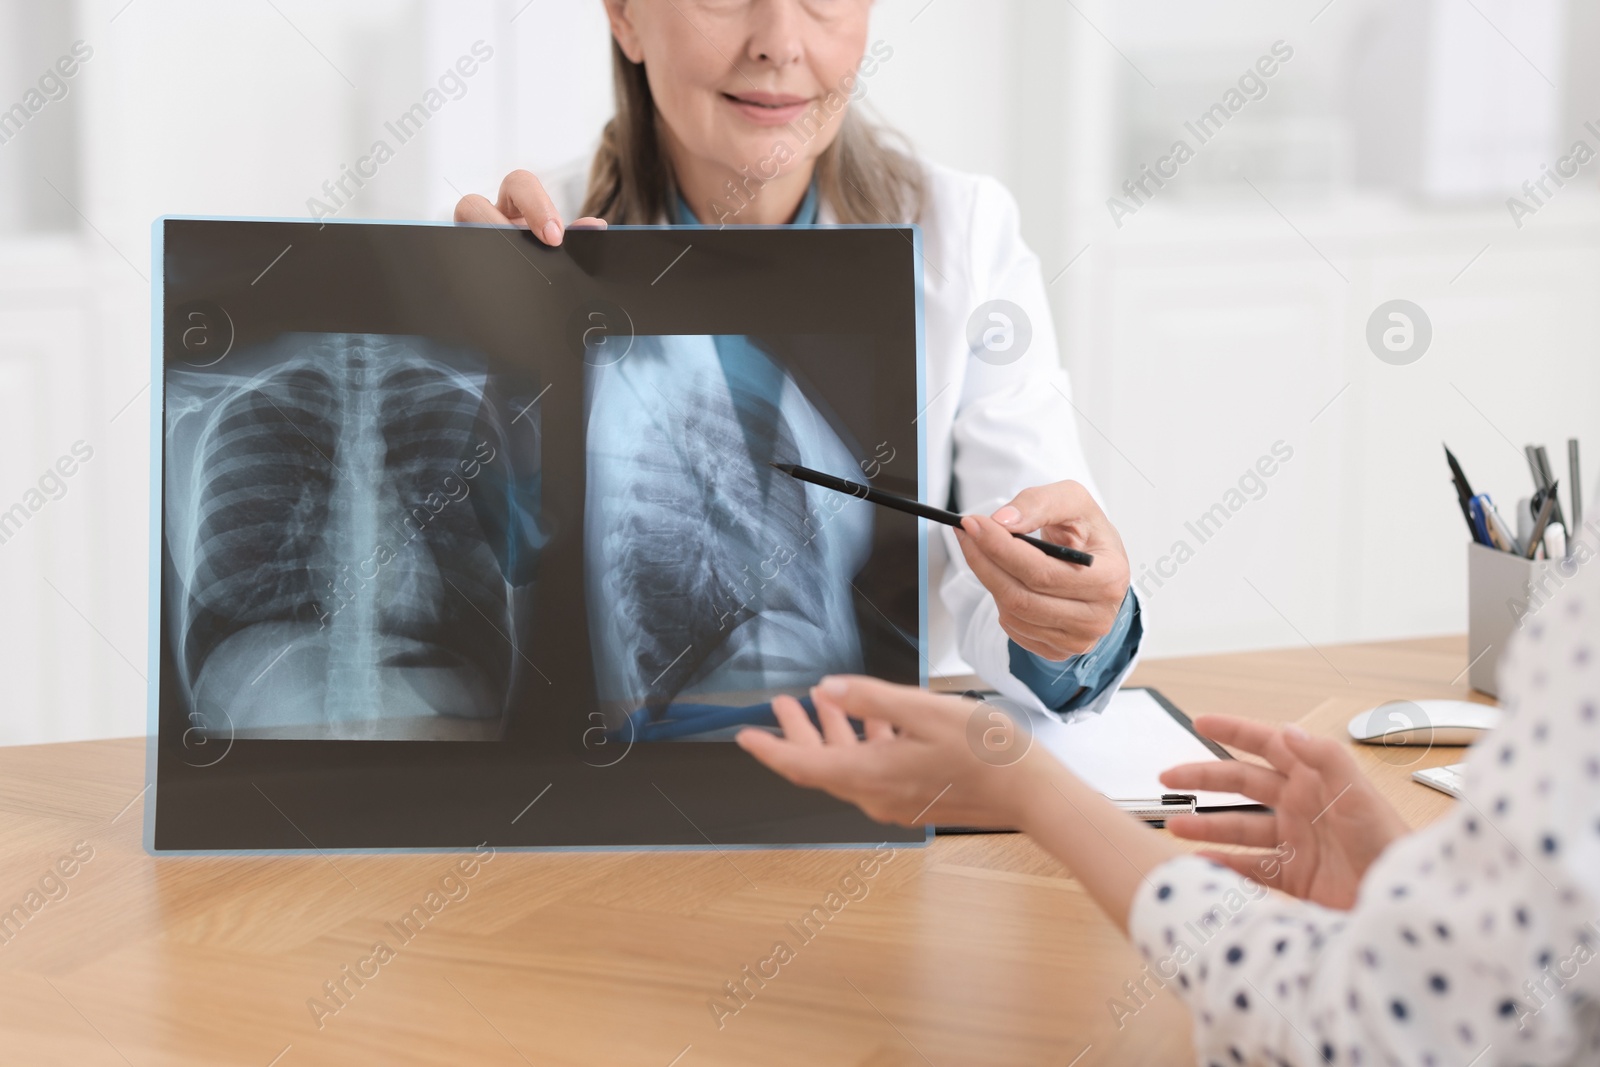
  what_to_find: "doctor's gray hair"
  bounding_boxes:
[581,40,925,225]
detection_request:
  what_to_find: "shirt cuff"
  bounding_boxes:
[1006,589,1142,713]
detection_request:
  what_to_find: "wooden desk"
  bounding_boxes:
[0,638,1480,1066]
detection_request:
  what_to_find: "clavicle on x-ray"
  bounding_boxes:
[164,333,537,741]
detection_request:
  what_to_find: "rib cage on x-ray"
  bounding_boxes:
[585,335,872,725]
[165,333,521,740]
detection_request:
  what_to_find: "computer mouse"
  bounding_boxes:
[1347,699,1501,746]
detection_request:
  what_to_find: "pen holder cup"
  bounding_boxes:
[1467,542,1579,697]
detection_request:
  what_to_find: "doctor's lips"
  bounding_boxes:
[721,90,813,126]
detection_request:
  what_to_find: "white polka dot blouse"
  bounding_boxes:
[1129,557,1600,1066]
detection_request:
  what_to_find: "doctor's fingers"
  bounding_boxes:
[454,193,512,226]
[495,169,566,244]
[959,513,1066,591]
[992,480,1105,535]
[954,523,1059,604]
[989,579,1114,649]
[960,513,1110,600]
[957,536,1112,634]
[455,195,605,234]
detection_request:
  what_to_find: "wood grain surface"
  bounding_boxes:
[0,637,1481,1066]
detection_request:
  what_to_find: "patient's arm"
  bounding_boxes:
[737,676,1185,932]
[743,590,1600,1066]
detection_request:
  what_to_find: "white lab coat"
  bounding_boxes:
[552,159,1136,715]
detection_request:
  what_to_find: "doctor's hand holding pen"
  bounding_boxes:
[768,466,1132,665]
[954,481,1132,663]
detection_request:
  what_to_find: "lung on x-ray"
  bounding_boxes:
[163,332,539,741]
[586,334,879,742]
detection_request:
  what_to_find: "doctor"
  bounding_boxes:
[454,0,1140,716]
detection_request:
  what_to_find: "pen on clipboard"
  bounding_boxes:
[771,462,1095,567]
[1111,793,1198,822]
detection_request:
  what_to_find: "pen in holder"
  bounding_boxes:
[1467,539,1586,697]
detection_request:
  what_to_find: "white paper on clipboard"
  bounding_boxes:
[1032,688,1258,810]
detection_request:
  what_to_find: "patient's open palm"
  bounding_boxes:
[1159,717,1410,910]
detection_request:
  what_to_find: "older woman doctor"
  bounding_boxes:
[454,0,1140,716]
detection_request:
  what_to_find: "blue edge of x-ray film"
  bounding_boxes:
[144,215,931,855]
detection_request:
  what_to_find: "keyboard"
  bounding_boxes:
[1411,762,1466,799]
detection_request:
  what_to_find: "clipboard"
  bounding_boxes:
[936,686,1266,833]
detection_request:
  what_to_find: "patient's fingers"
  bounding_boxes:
[1281,724,1357,779]
[1192,715,1297,774]
[736,728,830,788]
[813,689,858,746]
[770,694,823,746]
[1160,759,1284,805]
[1194,849,1285,886]
[1166,811,1281,849]
[864,717,896,742]
[808,676,941,736]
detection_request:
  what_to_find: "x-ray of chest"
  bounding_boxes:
[161,328,895,743]
[163,332,541,741]
[586,334,880,741]
[152,220,923,849]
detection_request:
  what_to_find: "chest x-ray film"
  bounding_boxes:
[151,218,925,851]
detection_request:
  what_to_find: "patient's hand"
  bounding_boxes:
[453,170,607,243]
[736,677,1050,830]
[1160,716,1409,910]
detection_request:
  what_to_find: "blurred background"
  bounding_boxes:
[0,0,1595,745]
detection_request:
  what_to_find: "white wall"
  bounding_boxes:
[871,0,1599,657]
[0,0,1594,744]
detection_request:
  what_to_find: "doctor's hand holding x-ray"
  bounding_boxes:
[454,0,1141,716]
